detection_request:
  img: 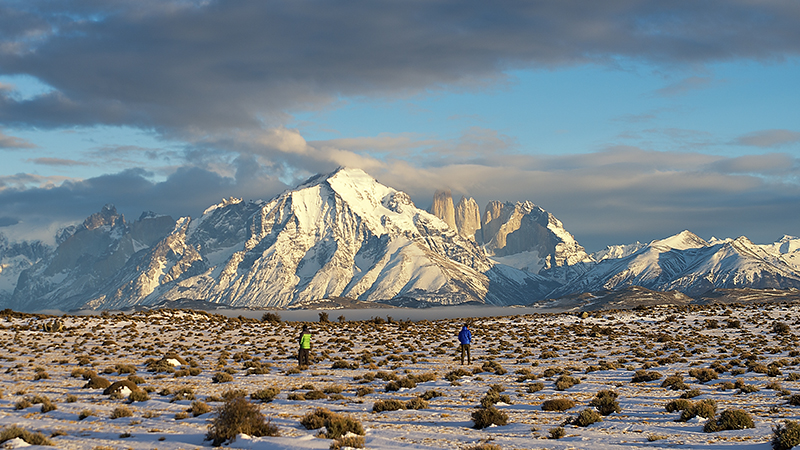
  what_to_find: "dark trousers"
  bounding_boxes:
[460,344,471,365]
[298,348,310,366]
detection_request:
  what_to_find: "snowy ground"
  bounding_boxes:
[1,302,799,449]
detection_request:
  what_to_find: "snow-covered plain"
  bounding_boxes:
[1,303,799,449]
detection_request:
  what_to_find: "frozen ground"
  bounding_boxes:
[1,302,799,449]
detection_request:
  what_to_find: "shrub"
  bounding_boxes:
[110,406,133,419]
[171,387,196,402]
[472,406,508,429]
[773,322,791,335]
[703,408,755,432]
[0,426,53,446]
[14,398,33,410]
[206,396,280,446]
[679,399,716,422]
[419,390,441,400]
[251,387,280,403]
[665,399,691,413]
[300,408,363,439]
[405,397,429,410]
[689,368,718,384]
[480,361,507,375]
[190,400,212,416]
[680,388,702,399]
[330,435,365,450]
[549,427,566,439]
[262,312,282,323]
[304,390,327,400]
[83,375,111,389]
[589,390,620,415]
[632,370,662,383]
[526,382,545,393]
[372,399,405,412]
[542,398,576,412]
[212,372,234,383]
[356,387,374,397]
[555,375,580,391]
[661,374,688,390]
[444,368,471,382]
[568,408,602,427]
[78,410,94,420]
[128,390,150,404]
[773,420,800,450]
[331,360,359,370]
[788,394,800,406]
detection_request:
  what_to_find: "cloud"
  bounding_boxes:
[1,1,799,135]
[654,76,716,97]
[0,130,36,149]
[735,129,800,148]
[28,157,89,166]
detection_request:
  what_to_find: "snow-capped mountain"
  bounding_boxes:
[547,230,800,298]
[0,234,51,306]
[3,168,799,312]
[9,168,546,311]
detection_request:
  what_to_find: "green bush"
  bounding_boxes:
[773,420,800,450]
[703,408,754,432]
[206,396,279,446]
[472,406,508,429]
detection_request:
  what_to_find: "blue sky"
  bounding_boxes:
[1,1,799,251]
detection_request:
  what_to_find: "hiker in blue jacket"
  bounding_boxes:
[458,323,472,365]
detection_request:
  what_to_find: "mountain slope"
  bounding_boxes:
[548,231,800,298]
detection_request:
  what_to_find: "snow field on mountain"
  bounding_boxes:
[2,303,800,449]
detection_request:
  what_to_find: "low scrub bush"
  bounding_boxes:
[542,398,576,412]
[190,400,212,417]
[555,375,580,391]
[703,408,754,432]
[472,406,508,429]
[773,420,800,450]
[680,388,702,399]
[526,382,545,393]
[549,426,566,439]
[0,426,53,446]
[206,396,279,446]
[589,390,620,415]
[330,435,365,450]
[567,408,602,427]
[405,397,429,410]
[300,408,363,439]
[212,372,234,383]
[632,370,662,383]
[110,406,133,419]
[372,399,405,412]
[661,374,688,390]
[689,368,719,384]
[679,399,716,422]
[251,387,280,403]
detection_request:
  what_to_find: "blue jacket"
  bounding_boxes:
[458,326,472,345]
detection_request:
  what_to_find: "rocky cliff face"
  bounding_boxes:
[481,201,593,273]
[431,189,457,231]
[454,197,481,240]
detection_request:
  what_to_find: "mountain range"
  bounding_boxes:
[1,167,798,312]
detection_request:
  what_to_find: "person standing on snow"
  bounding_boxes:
[298,324,312,367]
[458,323,472,365]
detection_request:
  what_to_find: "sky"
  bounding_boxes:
[1,0,799,252]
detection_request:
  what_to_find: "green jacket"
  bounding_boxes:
[299,333,312,349]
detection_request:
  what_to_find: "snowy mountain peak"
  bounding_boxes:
[649,230,708,251]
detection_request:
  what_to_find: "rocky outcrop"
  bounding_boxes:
[431,189,457,231]
[455,197,481,240]
[481,201,593,273]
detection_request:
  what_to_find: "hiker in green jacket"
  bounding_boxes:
[298,324,312,367]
